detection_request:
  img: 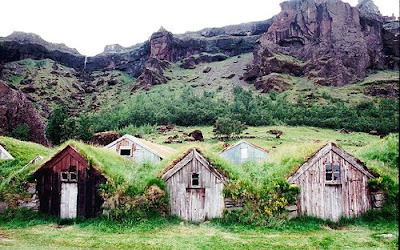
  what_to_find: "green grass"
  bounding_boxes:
[0,211,397,249]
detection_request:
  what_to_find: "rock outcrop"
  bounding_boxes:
[134,58,169,90]
[245,0,388,87]
[0,32,85,71]
[0,81,49,146]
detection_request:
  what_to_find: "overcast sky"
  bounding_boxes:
[0,0,398,56]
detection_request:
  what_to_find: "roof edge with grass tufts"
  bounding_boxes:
[287,142,377,182]
[159,147,232,181]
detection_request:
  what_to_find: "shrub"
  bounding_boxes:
[214,116,247,138]
[222,179,300,225]
[8,124,30,141]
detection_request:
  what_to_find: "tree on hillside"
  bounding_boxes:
[213,116,247,139]
[46,107,68,145]
[9,123,30,141]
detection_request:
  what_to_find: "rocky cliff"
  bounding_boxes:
[244,0,394,87]
[0,81,49,146]
[0,32,85,71]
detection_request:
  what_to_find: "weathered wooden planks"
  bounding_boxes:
[288,142,374,221]
[163,149,225,222]
[34,145,106,218]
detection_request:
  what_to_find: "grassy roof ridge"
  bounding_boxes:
[159,146,239,180]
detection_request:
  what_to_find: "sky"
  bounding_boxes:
[0,0,398,56]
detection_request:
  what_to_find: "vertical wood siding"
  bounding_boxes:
[165,152,225,222]
[35,147,106,218]
[292,150,371,221]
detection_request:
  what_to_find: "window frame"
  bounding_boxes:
[325,162,341,185]
[190,172,200,188]
[60,169,78,183]
[120,148,132,156]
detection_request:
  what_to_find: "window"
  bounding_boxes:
[61,166,78,182]
[120,149,131,156]
[191,173,199,187]
[61,172,69,181]
[241,146,248,159]
[333,164,340,180]
[326,163,340,182]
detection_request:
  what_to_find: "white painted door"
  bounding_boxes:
[60,182,78,219]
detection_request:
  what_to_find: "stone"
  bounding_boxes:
[0,81,49,146]
[255,73,290,93]
[285,205,297,211]
[0,201,7,214]
[246,0,389,87]
[203,66,212,73]
[377,234,395,239]
[189,130,204,141]
[27,184,36,194]
[90,131,121,146]
[340,128,350,134]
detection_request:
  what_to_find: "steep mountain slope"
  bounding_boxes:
[0,59,135,117]
[0,81,49,146]
[244,0,397,87]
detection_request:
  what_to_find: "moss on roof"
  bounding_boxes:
[159,146,240,181]
[35,140,140,184]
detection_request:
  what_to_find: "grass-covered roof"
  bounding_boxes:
[0,129,398,201]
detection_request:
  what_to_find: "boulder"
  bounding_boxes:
[90,131,121,146]
[268,129,283,138]
[203,66,212,73]
[189,130,204,141]
[255,73,290,93]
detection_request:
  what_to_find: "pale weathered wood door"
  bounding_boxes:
[324,185,342,221]
[60,182,78,219]
[186,188,205,222]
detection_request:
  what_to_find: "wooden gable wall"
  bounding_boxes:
[35,146,106,218]
[289,144,373,221]
[163,150,225,222]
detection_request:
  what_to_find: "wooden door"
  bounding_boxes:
[324,185,342,221]
[186,188,205,222]
[60,182,78,219]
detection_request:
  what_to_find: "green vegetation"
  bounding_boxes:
[8,124,30,141]
[213,116,247,138]
[83,84,398,136]
[0,209,397,249]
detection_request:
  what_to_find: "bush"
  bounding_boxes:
[368,175,398,219]
[8,124,30,141]
[222,179,300,225]
[214,116,247,138]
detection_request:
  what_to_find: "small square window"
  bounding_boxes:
[191,173,199,187]
[326,163,341,182]
[70,172,77,181]
[61,172,69,181]
[120,149,131,156]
